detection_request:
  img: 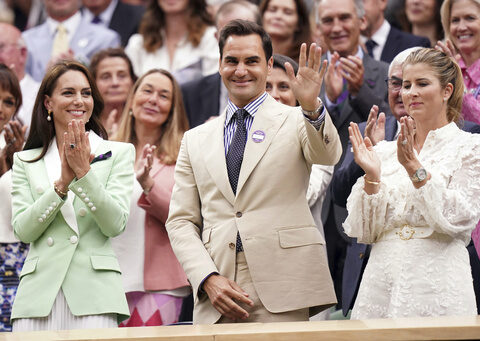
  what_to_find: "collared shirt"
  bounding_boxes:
[325,46,364,108]
[46,11,82,43]
[361,20,390,61]
[224,92,268,155]
[459,57,480,91]
[83,0,118,27]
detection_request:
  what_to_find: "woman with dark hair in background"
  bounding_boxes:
[125,0,219,84]
[113,69,190,327]
[260,0,312,63]
[398,0,444,46]
[10,60,134,331]
[90,48,137,137]
[0,64,27,332]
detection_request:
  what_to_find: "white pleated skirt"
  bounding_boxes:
[12,289,118,332]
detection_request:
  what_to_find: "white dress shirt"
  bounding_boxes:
[361,20,391,61]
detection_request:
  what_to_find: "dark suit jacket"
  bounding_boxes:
[332,118,480,315]
[380,26,431,64]
[181,72,222,128]
[109,1,145,47]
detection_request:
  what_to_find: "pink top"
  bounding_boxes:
[459,57,480,125]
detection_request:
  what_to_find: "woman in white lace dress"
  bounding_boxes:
[344,48,480,319]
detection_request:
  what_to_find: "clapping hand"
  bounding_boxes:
[136,144,155,193]
[339,55,364,96]
[0,120,27,175]
[286,43,327,113]
[435,39,461,62]
[324,51,344,103]
[364,105,386,146]
[397,116,420,170]
[349,121,381,183]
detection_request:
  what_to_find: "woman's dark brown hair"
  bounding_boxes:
[89,48,138,82]
[259,0,312,62]
[139,0,214,53]
[24,60,107,162]
[397,0,444,42]
[0,63,22,119]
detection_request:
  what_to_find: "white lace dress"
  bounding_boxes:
[344,122,480,319]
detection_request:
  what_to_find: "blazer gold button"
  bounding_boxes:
[229,242,235,249]
[236,212,242,218]
[78,208,87,217]
[47,237,54,247]
[70,236,78,244]
[359,253,364,259]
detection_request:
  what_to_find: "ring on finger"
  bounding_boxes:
[401,139,407,146]
[70,143,76,149]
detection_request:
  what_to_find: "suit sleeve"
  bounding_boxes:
[298,108,342,166]
[166,133,219,295]
[11,154,66,243]
[68,143,135,238]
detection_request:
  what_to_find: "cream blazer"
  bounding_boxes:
[166,95,342,324]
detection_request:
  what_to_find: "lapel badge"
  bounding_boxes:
[252,130,265,143]
[324,134,330,145]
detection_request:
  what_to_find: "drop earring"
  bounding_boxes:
[47,110,52,121]
[129,109,133,116]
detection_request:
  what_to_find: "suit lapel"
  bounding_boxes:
[201,113,235,205]
[236,96,287,195]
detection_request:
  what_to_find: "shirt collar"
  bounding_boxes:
[326,45,364,62]
[370,19,390,48]
[46,11,82,37]
[224,92,268,127]
[83,0,118,26]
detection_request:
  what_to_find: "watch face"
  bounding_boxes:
[415,168,427,181]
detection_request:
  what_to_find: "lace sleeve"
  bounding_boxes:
[408,147,480,242]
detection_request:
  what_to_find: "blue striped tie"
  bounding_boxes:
[226,109,248,252]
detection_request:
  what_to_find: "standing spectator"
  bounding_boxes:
[125,0,219,85]
[89,48,136,137]
[361,0,430,63]
[260,0,312,63]
[0,65,28,332]
[113,69,190,327]
[10,61,133,331]
[0,23,40,130]
[398,0,444,46]
[82,0,145,46]
[22,0,120,82]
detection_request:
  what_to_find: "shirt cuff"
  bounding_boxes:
[303,106,326,131]
[198,271,219,294]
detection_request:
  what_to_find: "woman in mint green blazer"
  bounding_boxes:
[10,61,134,331]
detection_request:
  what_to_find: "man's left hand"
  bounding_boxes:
[286,43,327,113]
[339,55,364,97]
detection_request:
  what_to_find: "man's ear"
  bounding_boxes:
[359,15,368,32]
[444,83,454,101]
[267,56,273,75]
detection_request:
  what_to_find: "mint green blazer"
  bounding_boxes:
[10,136,134,321]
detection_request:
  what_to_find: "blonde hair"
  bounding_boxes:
[114,69,189,165]
[403,48,464,123]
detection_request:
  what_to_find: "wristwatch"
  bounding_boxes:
[410,167,427,182]
[301,101,324,118]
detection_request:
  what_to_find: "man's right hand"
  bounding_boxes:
[203,274,253,320]
[364,105,386,146]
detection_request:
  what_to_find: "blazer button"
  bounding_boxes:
[236,212,242,218]
[229,242,235,249]
[70,235,78,244]
[77,187,83,193]
[78,208,87,217]
[359,253,364,259]
[47,237,54,247]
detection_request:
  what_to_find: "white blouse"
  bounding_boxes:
[125,26,219,84]
[344,122,480,319]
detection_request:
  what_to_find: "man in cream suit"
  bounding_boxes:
[166,20,341,324]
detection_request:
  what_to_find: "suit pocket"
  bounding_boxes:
[278,226,325,248]
[20,256,38,279]
[90,255,122,273]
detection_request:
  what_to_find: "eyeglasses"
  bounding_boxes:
[385,77,402,91]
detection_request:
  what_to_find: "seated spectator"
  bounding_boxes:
[22,0,120,82]
[125,0,219,84]
[361,0,430,63]
[0,23,39,130]
[260,0,312,63]
[113,69,190,327]
[398,0,444,46]
[0,65,28,332]
[89,48,136,137]
[81,0,145,46]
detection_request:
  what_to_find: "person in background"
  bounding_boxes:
[22,0,120,82]
[0,23,39,131]
[181,0,261,128]
[361,0,430,63]
[10,61,134,331]
[344,48,480,319]
[89,48,136,137]
[398,0,444,47]
[125,0,219,85]
[0,64,28,332]
[113,69,190,327]
[259,0,312,63]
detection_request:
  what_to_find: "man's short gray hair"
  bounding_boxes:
[388,47,422,75]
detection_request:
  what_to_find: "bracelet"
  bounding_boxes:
[54,182,68,197]
[364,176,381,186]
